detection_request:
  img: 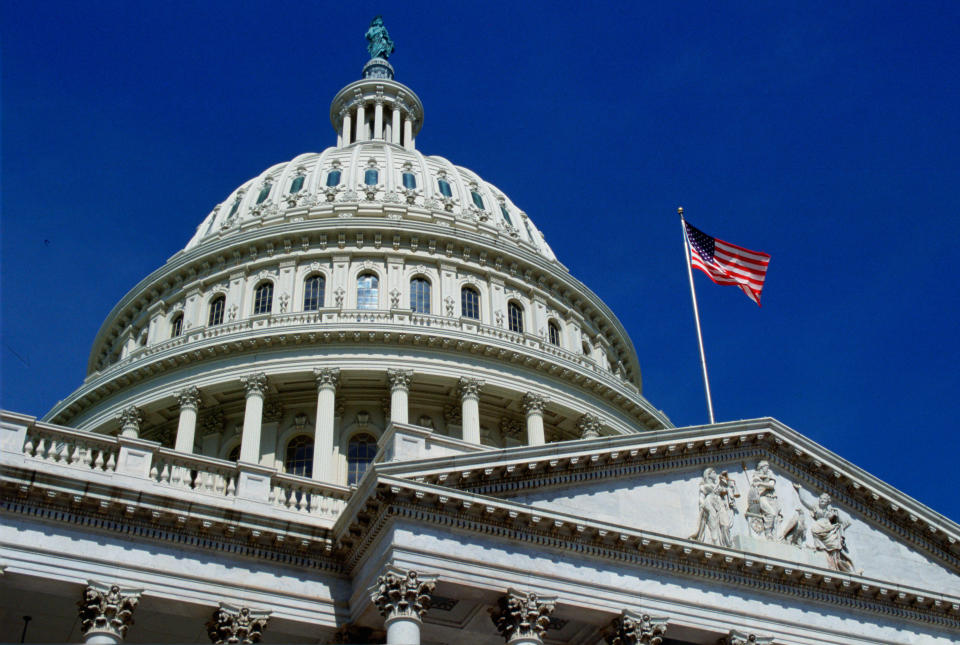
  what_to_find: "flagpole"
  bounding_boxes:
[679,207,716,424]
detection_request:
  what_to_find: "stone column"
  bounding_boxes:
[206,603,270,644]
[458,377,484,444]
[239,373,267,463]
[403,115,413,150]
[387,369,413,425]
[312,368,339,482]
[577,413,602,440]
[374,100,384,140]
[603,610,669,645]
[521,393,548,446]
[392,107,402,144]
[174,387,201,453]
[356,104,366,141]
[490,589,556,645]
[341,110,352,146]
[78,581,142,644]
[117,406,142,439]
[720,631,774,645]
[371,566,436,645]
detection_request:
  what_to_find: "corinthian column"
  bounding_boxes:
[521,393,547,446]
[356,103,366,141]
[374,100,384,140]
[239,373,267,463]
[78,581,142,644]
[117,406,142,439]
[391,107,401,144]
[602,610,669,645]
[174,387,201,453]
[577,413,602,440]
[387,369,412,424]
[371,566,436,645]
[206,603,271,644]
[458,377,484,444]
[490,589,556,645]
[341,111,352,146]
[312,368,339,482]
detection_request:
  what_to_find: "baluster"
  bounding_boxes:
[284,486,296,509]
[267,483,278,504]
[202,471,214,492]
[214,472,226,495]
[23,433,35,457]
[105,451,117,471]
[35,437,48,460]
[190,469,201,489]
[81,444,94,467]
[93,449,105,469]
[149,462,159,481]
[70,443,82,465]
[310,491,320,514]
[171,464,182,487]
[226,475,236,496]
[160,462,171,484]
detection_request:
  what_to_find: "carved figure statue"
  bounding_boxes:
[792,483,858,573]
[745,460,782,540]
[778,505,808,547]
[690,468,739,548]
[365,16,394,60]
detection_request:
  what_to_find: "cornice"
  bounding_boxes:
[336,475,960,630]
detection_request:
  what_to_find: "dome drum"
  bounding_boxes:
[329,78,423,149]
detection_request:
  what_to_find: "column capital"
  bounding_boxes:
[241,372,268,397]
[371,566,436,623]
[206,603,271,644]
[117,405,143,435]
[176,386,201,411]
[490,588,556,643]
[387,368,413,392]
[314,367,340,390]
[78,581,142,642]
[603,610,669,645]
[577,413,602,439]
[720,631,774,645]
[458,377,484,400]
[521,392,548,415]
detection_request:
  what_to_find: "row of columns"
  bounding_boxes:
[78,582,270,644]
[341,101,415,149]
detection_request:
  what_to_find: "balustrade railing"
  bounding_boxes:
[150,449,238,496]
[269,473,350,519]
[21,424,119,472]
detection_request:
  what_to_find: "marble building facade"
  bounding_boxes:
[2,24,959,645]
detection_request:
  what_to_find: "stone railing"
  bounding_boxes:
[1,412,351,525]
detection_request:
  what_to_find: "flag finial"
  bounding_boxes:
[677,206,684,216]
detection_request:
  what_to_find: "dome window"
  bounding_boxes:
[208,296,225,326]
[357,273,379,310]
[256,183,272,204]
[303,274,325,311]
[289,176,305,193]
[402,172,417,189]
[548,321,561,346]
[508,301,524,334]
[461,287,480,320]
[347,433,377,485]
[470,190,485,210]
[522,217,535,241]
[499,203,513,226]
[325,170,341,187]
[364,169,379,186]
[227,197,242,220]
[170,313,183,338]
[284,435,314,477]
[410,277,431,314]
[253,282,273,315]
[437,178,452,197]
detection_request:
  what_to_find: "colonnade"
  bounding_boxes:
[117,369,568,482]
[341,100,416,149]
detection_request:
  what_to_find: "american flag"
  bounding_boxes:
[684,221,770,306]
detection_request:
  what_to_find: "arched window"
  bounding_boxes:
[410,277,431,314]
[508,301,524,334]
[227,196,241,219]
[347,433,377,485]
[461,286,480,320]
[326,170,341,187]
[357,273,378,310]
[548,321,561,346]
[256,183,272,204]
[171,313,183,338]
[582,340,592,356]
[289,175,305,193]
[499,203,513,226]
[208,296,225,326]
[284,435,314,477]
[227,445,240,462]
[303,274,325,311]
[437,178,452,197]
[364,169,379,186]
[253,282,273,315]
[470,190,485,209]
[402,172,417,189]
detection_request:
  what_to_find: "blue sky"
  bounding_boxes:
[2,2,958,520]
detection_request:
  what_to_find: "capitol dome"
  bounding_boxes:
[44,40,670,482]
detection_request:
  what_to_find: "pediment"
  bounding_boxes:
[382,418,960,596]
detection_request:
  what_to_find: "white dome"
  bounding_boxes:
[185,142,556,262]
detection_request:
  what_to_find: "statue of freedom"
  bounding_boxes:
[365,16,395,60]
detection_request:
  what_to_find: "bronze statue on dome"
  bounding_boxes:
[365,16,395,60]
